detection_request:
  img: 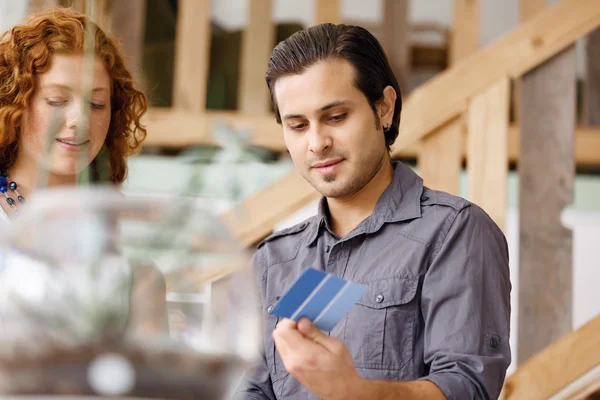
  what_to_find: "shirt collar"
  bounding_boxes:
[305,161,423,246]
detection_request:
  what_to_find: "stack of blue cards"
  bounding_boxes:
[269,268,366,331]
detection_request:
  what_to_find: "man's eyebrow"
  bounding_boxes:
[282,100,351,120]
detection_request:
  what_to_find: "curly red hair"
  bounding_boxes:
[0,7,147,183]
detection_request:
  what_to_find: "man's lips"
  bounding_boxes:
[311,159,344,169]
[311,159,344,174]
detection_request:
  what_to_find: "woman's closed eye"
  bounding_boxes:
[88,101,106,110]
[46,98,106,110]
[45,98,68,107]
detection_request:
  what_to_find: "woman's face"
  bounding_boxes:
[19,54,111,176]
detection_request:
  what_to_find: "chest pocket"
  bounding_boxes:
[344,276,418,373]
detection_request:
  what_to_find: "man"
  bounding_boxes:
[234,23,511,400]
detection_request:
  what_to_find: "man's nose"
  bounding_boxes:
[307,125,332,154]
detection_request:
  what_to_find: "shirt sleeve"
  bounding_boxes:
[419,205,512,400]
[231,248,278,400]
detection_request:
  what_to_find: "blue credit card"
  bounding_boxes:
[269,267,366,331]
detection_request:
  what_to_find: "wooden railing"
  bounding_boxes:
[211,0,600,247]
[500,315,600,400]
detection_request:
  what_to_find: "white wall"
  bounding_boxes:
[0,0,28,33]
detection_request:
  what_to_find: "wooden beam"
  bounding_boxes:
[509,125,600,167]
[450,0,481,64]
[500,316,600,400]
[391,0,600,155]
[238,0,274,114]
[141,108,600,166]
[549,366,600,400]
[172,0,211,112]
[467,78,509,231]
[143,109,286,150]
[417,118,463,196]
[314,0,341,25]
[584,28,600,125]
[518,45,577,365]
[382,0,410,94]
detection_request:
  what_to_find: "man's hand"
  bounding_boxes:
[272,317,363,400]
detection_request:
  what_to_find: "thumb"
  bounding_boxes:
[297,317,338,351]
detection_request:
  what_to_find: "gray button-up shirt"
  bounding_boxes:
[234,162,511,400]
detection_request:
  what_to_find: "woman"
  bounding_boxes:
[0,7,167,341]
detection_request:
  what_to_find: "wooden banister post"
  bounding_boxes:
[467,78,509,231]
[518,45,577,365]
[417,0,482,194]
[382,0,410,94]
[314,0,341,25]
[584,28,600,125]
[106,0,147,81]
[417,118,463,196]
[450,0,481,64]
[173,0,211,113]
[417,0,482,196]
[514,0,546,123]
[238,0,274,114]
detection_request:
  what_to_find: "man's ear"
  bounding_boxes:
[378,86,397,127]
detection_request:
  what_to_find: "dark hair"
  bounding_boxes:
[265,23,402,148]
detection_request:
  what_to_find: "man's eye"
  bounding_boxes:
[289,124,306,131]
[329,113,347,122]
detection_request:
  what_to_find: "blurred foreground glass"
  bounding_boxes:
[0,187,261,399]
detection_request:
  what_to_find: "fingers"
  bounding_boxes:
[272,318,310,354]
[297,318,343,354]
[297,317,323,339]
[273,318,322,374]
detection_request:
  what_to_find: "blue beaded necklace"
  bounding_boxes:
[0,170,25,215]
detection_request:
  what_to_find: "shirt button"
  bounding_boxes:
[375,294,384,303]
[490,337,499,349]
[325,245,330,253]
[267,305,274,313]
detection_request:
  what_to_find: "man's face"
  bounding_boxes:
[274,58,389,199]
